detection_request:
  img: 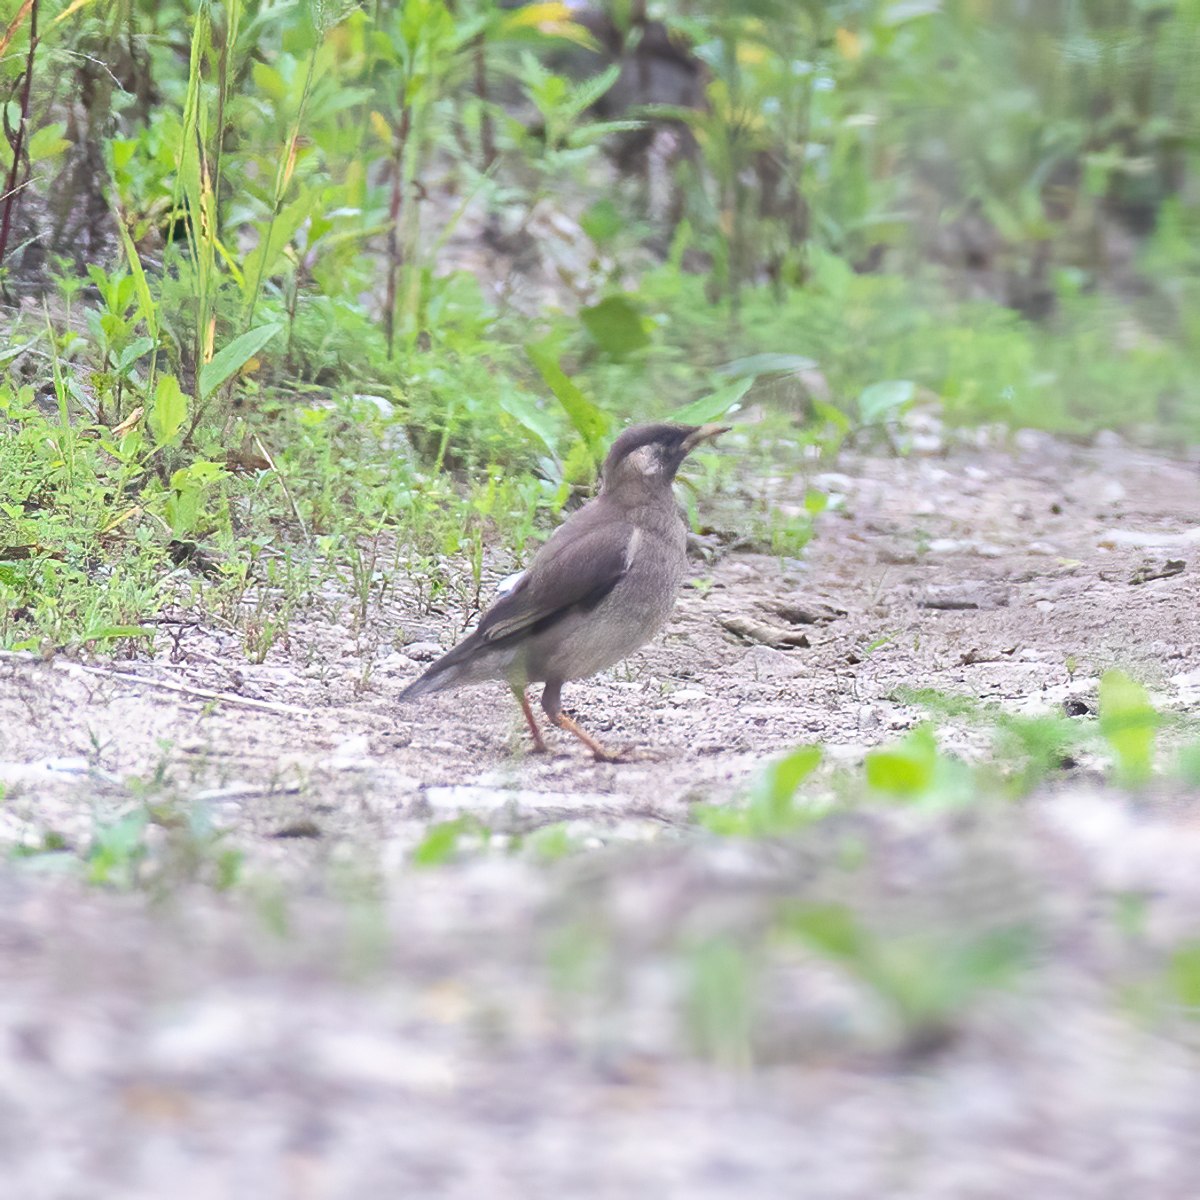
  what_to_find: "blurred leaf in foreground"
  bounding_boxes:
[1099,669,1158,785]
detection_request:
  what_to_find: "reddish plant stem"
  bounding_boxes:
[474,38,495,170]
[382,104,411,359]
[0,0,39,275]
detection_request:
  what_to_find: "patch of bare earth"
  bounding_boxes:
[2,431,1199,1197]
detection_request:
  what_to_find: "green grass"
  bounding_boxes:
[1,0,1196,654]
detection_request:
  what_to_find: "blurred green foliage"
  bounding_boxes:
[0,0,1195,650]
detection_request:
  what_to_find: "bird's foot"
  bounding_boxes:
[550,711,628,763]
[509,734,552,759]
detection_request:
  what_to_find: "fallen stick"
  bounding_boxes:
[0,649,314,717]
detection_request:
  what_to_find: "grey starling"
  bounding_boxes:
[399,422,730,760]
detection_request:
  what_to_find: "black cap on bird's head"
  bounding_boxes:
[600,422,730,494]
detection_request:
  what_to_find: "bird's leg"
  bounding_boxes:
[540,681,621,763]
[554,711,622,763]
[511,684,548,754]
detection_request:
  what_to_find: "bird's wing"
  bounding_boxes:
[476,516,637,645]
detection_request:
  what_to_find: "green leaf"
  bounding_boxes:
[580,294,651,357]
[412,822,461,867]
[166,460,227,537]
[116,336,155,374]
[1099,669,1158,785]
[1176,741,1200,786]
[782,903,866,960]
[715,353,818,378]
[745,745,822,835]
[667,377,753,425]
[109,139,137,171]
[686,937,753,1065]
[82,625,155,643]
[993,712,1079,790]
[564,63,621,120]
[87,810,149,885]
[529,824,577,861]
[865,748,931,795]
[240,191,319,312]
[149,374,187,447]
[813,399,852,435]
[412,817,484,867]
[28,122,70,162]
[112,206,158,340]
[525,340,610,462]
[199,323,283,400]
[580,198,622,245]
[767,744,822,796]
[496,385,557,455]
[1167,942,1200,1011]
[858,379,917,425]
[865,725,938,796]
[0,340,36,369]
[165,492,200,538]
[170,461,227,491]
[692,804,750,837]
[866,725,978,807]
[697,745,823,839]
[568,119,646,146]
[251,61,288,104]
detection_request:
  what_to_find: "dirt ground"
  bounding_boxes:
[2,428,1199,1198]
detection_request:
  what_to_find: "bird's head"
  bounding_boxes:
[599,422,730,499]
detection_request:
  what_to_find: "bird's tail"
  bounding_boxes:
[397,635,481,702]
[397,660,459,703]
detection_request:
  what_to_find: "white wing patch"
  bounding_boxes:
[623,526,642,571]
[495,569,525,599]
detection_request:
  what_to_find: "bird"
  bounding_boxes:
[399,422,731,761]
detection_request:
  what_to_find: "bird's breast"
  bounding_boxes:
[543,522,687,682]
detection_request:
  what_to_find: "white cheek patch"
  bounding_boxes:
[627,445,663,475]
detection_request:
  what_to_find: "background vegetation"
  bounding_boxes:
[2,7,1200,1149]
[0,0,1197,652]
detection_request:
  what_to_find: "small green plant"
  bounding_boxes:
[1098,669,1159,786]
[779,902,1033,1052]
[1166,943,1200,1018]
[695,745,822,836]
[684,935,756,1067]
[411,816,490,867]
[1176,741,1200,786]
[864,725,976,807]
[86,809,151,888]
[526,822,581,861]
[992,712,1082,793]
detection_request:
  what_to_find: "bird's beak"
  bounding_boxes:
[681,423,732,453]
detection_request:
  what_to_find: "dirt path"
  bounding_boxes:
[2,431,1199,1197]
[4,430,1197,833]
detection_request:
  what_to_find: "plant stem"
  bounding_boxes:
[0,0,40,282]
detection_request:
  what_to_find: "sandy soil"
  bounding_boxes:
[2,429,1199,1198]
